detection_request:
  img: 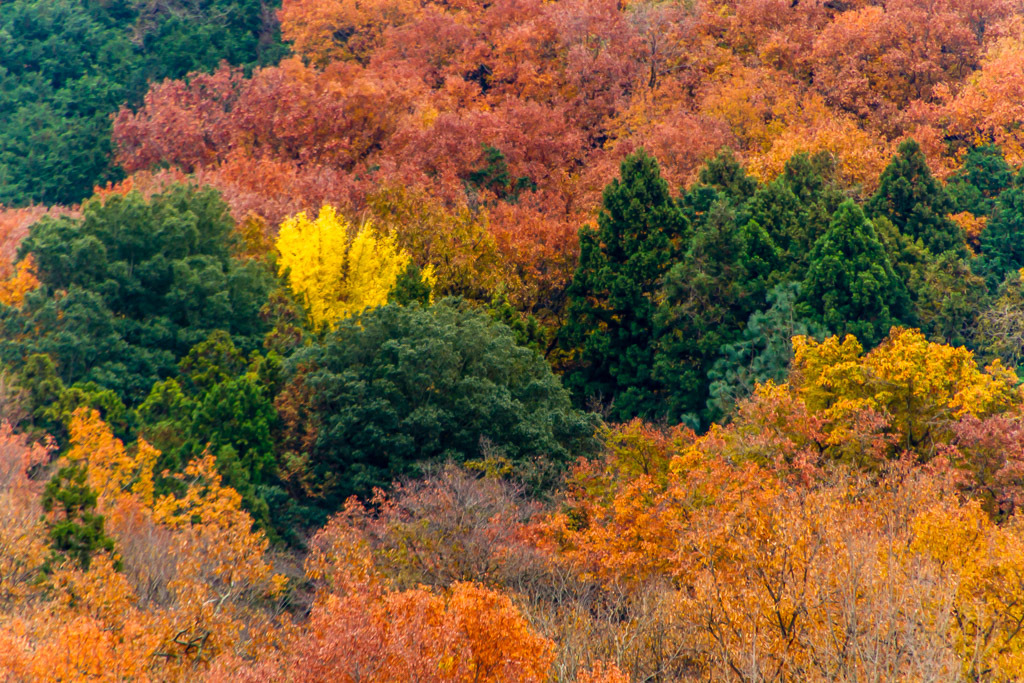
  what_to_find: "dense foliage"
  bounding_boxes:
[0,185,272,405]
[8,0,1024,680]
[283,299,597,509]
[0,0,285,206]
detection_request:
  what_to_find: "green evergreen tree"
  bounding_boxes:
[695,148,758,203]
[908,252,989,347]
[779,151,845,266]
[486,293,548,355]
[978,169,1024,290]
[387,263,434,307]
[41,462,118,571]
[136,331,286,539]
[802,199,911,346]
[560,149,687,419]
[867,139,967,256]
[654,202,781,425]
[706,283,827,422]
[288,299,598,510]
[0,185,272,405]
[0,0,286,206]
[947,145,1013,217]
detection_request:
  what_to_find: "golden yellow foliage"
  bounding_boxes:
[792,328,1021,455]
[65,408,157,510]
[950,211,987,252]
[912,501,1024,679]
[0,255,40,307]
[276,205,427,330]
[1,411,289,679]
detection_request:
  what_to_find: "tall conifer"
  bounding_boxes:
[561,150,687,419]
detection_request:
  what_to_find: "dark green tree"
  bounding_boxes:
[286,299,598,510]
[978,170,1024,290]
[462,144,536,203]
[770,151,846,272]
[0,0,285,206]
[177,329,250,396]
[947,145,1013,217]
[802,200,911,346]
[41,462,117,571]
[560,149,687,419]
[1,185,273,405]
[694,148,759,203]
[136,331,285,538]
[867,139,967,256]
[388,262,434,307]
[486,293,548,355]
[706,282,828,422]
[653,202,781,425]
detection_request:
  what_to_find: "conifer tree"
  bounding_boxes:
[706,283,827,421]
[867,139,966,256]
[41,462,117,571]
[695,148,758,203]
[947,145,1013,217]
[979,170,1024,290]
[802,200,911,346]
[654,202,781,425]
[561,150,687,419]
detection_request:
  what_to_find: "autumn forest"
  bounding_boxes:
[5,0,1024,680]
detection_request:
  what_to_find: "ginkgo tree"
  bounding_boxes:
[276,205,433,331]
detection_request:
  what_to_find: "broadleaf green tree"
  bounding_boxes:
[283,299,599,511]
[0,185,272,405]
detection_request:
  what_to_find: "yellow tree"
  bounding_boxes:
[276,205,427,331]
[0,256,39,307]
[912,499,1024,679]
[3,409,289,678]
[792,328,1021,457]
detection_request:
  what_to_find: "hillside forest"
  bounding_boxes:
[7,0,1024,680]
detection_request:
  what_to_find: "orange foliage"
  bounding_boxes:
[0,411,288,680]
[0,423,51,603]
[281,0,427,66]
[0,256,40,308]
[0,205,74,278]
[265,581,554,682]
[941,27,1024,165]
[110,0,1024,313]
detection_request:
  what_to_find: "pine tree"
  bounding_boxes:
[867,139,966,256]
[706,282,827,422]
[802,200,911,346]
[560,149,687,419]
